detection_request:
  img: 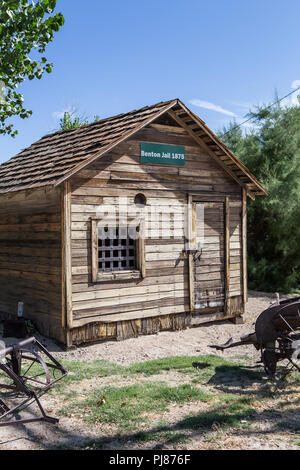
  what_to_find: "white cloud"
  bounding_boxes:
[271,81,300,109]
[225,100,252,112]
[285,81,300,107]
[52,107,74,121]
[189,99,238,117]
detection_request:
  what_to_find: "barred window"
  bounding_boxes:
[91,218,145,282]
[98,227,137,272]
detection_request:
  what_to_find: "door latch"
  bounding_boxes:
[184,248,203,261]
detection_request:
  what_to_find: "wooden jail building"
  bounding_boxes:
[0,99,267,346]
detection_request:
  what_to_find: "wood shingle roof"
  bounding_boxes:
[0,99,267,197]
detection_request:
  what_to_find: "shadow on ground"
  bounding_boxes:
[1,356,299,450]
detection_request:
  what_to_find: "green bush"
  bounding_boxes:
[219,102,300,293]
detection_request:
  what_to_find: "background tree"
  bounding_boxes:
[0,0,64,136]
[219,102,300,293]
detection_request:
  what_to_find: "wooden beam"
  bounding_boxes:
[224,197,230,315]
[61,186,66,329]
[63,181,73,331]
[168,110,249,191]
[247,190,255,201]
[137,218,146,279]
[242,188,248,305]
[187,194,195,312]
[173,101,267,195]
[149,123,186,133]
[91,219,98,283]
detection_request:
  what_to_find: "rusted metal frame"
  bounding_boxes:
[7,348,52,388]
[0,392,59,426]
[210,296,300,378]
[0,337,67,426]
[0,339,67,387]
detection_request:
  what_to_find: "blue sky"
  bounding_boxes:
[1,0,300,163]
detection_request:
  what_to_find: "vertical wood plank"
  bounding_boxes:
[187,194,195,311]
[192,202,197,249]
[137,218,146,278]
[61,186,66,329]
[91,219,98,282]
[224,196,230,314]
[242,188,248,304]
[63,181,73,331]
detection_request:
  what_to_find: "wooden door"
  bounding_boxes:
[188,196,229,312]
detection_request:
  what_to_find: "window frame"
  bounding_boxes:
[90,216,145,283]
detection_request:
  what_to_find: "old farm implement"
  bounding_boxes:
[0,337,67,426]
[210,296,300,378]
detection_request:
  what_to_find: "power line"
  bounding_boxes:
[224,85,300,135]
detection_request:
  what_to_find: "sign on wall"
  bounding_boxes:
[140,142,185,165]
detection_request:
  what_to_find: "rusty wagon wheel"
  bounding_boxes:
[5,348,52,391]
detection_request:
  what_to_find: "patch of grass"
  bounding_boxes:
[203,364,263,388]
[217,394,253,405]
[277,421,300,433]
[126,356,203,376]
[61,389,79,401]
[55,435,116,450]
[62,359,124,381]
[52,354,260,389]
[43,352,300,449]
[230,355,252,361]
[52,354,249,392]
[133,428,190,444]
[61,382,212,430]
[177,398,257,431]
[291,372,300,383]
[127,354,240,380]
[50,359,124,392]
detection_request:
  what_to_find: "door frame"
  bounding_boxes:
[187,193,230,315]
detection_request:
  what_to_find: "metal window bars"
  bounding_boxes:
[98,226,137,272]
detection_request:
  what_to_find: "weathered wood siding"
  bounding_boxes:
[0,187,64,342]
[69,122,244,341]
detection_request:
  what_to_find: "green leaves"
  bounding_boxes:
[58,112,101,132]
[219,103,300,293]
[59,112,89,131]
[0,0,64,136]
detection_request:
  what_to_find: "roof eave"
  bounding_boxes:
[174,99,268,197]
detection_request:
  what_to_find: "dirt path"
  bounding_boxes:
[50,290,275,364]
[1,291,299,451]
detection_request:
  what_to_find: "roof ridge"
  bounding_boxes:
[40,98,178,140]
[0,98,266,197]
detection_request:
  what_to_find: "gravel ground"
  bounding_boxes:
[1,290,297,451]
[49,290,277,364]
